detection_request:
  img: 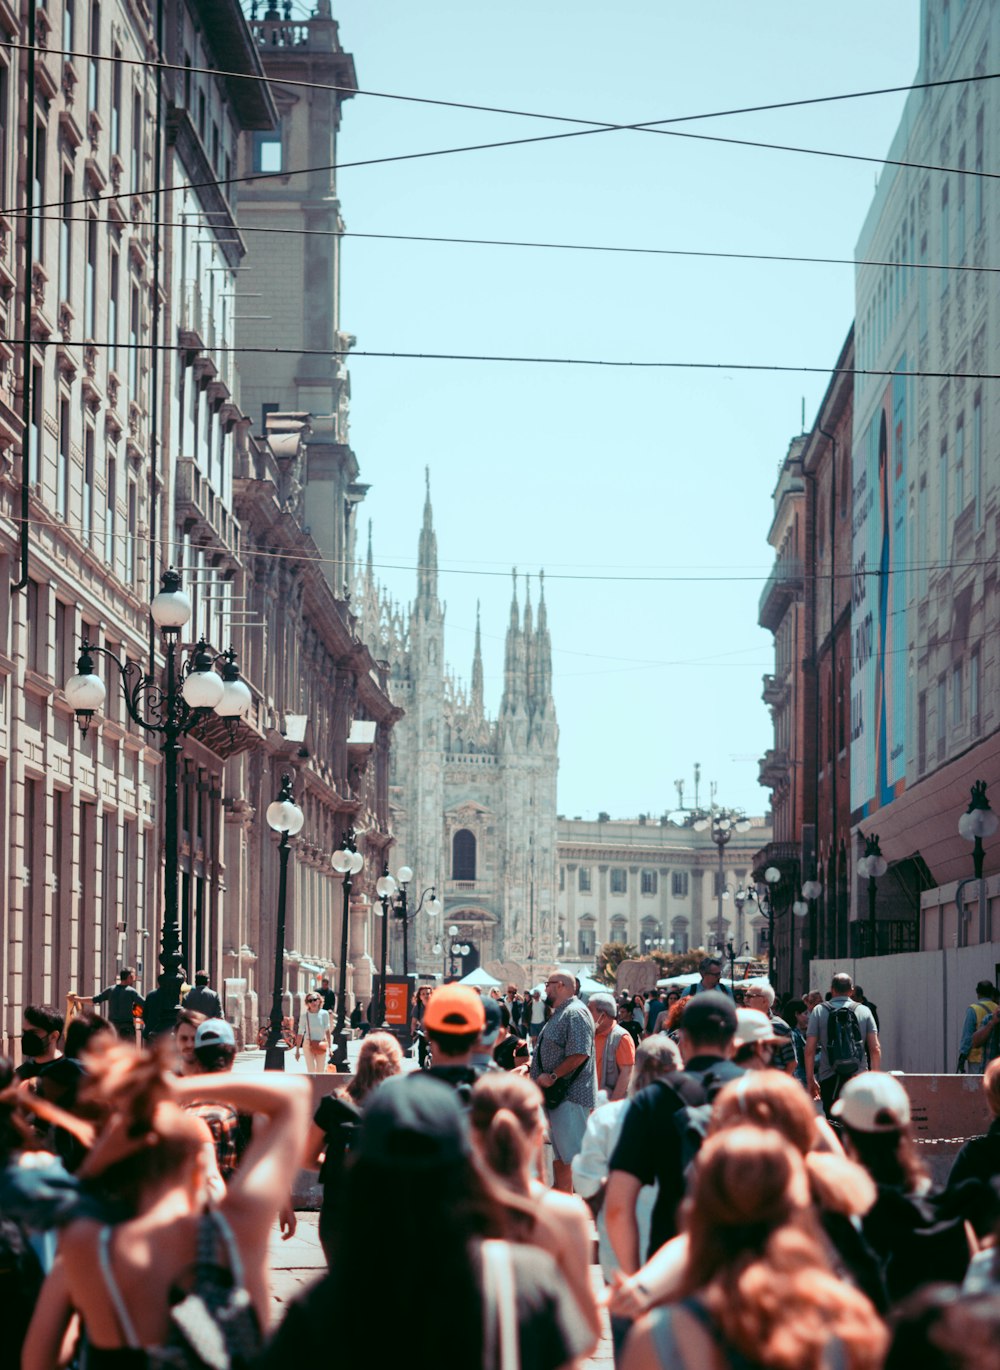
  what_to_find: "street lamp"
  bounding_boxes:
[391,868,443,979]
[263,774,304,1070]
[751,864,809,987]
[959,780,999,879]
[330,830,365,1069]
[64,568,250,1029]
[375,866,397,1026]
[856,834,888,952]
[693,808,752,949]
[449,929,471,977]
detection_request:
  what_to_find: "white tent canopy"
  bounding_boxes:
[459,966,502,989]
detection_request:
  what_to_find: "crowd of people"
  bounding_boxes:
[5,960,1000,1369]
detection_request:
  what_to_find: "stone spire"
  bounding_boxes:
[471,600,484,718]
[523,574,534,712]
[364,519,374,589]
[416,466,439,617]
[501,567,524,716]
[534,568,552,709]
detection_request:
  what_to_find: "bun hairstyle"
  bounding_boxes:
[469,1074,545,1191]
[346,1032,404,1105]
[683,1127,886,1370]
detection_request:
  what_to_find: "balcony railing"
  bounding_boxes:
[758,558,804,632]
[849,919,919,958]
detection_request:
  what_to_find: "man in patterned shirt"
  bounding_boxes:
[530,972,595,1190]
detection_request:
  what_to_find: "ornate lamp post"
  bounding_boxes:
[263,775,304,1069]
[752,865,809,987]
[330,830,364,1069]
[394,871,443,980]
[449,929,471,978]
[693,808,752,949]
[959,780,1000,879]
[64,569,250,1029]
[856,835,888,951]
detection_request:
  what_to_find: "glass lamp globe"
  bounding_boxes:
[764,866,781,884]
[961,808,1000,840]
[449,924,460,938]
[426,894,443,917]
[692,817,710,832]
[266,796,304,835]
[735,819,752,833]
[332,848,352,874]
[432,942,443,955]
[349,850,365,875]
[856,856,871,878]
[717,817,732,831]
[65,669,107,711]
[792,899,810,918]
[182,667,225,709]
[397,865,414,884]
[376,874,397,899]
[869,853,888,878]
[150,573,192,630]
[802,879,822,900]
[215,674,252,718]
[460,944,470,956]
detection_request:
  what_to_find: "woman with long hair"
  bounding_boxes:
[622,1126,886,1370]
[22,1045,309,1369]
[469,1071,602,1343]
[303,1031,404,1262]
[258,1074,596,1370]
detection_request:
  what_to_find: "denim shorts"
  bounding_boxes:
[545,1100,591,1163]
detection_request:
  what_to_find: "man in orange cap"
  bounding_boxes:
[424,984,487,1099]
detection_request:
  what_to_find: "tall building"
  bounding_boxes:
[851,0,1000,949]
[356,480,559,980]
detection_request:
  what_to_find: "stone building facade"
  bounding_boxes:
[557,813,771,971]
[356,484,560,982]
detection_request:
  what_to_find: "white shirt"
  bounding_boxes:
[299,1007,331,1042]
[571,1097,657,1281]
[530,998,546,1025]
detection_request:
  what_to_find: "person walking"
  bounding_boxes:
[530,972,596,1191]
[83,968,145,1041]
[16,1005,65,1082]
[589,991,636,1102]
[684,956,735,999]
[527,988,546,1041]
[958,980,1000,1073]
[318,977,337,1014]
[296,992,333,1073]
[804,971,881,1117]
[181,969,222,1020]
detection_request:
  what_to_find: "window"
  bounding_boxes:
[976,108,984,231]
[57,397,70,519]
[937,674,947,759]
[941,0,950,50]
[953,660,964,727]
[54,599,69,686]
[452,829,476,881]
[59,168,72,302]
[64,1,75,56]
[918,476,928,597]
[131,91,142,190]
[33,122,45,264]
[129,280,139,400]
[29,362,42,485]
[918,231,928,338]
[610,867,627,895]
[610,917,628,943]
[83,425,94,544]
[939,439,949,562]
[955,414,965,512]
[559,866,565,892]
[111,46,121,155]
[85,213,97,338]
[252,127,283,174]
[108,244,119,373]
[578,922,596,957]
[578,866,591,893]
[672,871,689,898]
[641,869,658,895]
[671,917,689,953]
[941,181,950,288]
[971,647,981,732]
[0,62,9,203]
[25,580,41,674]
[105,454,116,566]
[87,1,100,111]
[973,390,983,529]
[957,145,966,261]
[918,690,927,772]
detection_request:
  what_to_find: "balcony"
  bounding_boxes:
[175,457,241,563]
[445,879,478,895]
[849,919,919,958]
[758,558,804,632]
[758,747,789,789]
[762,667,790,708]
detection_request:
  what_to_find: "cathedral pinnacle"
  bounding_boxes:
[416,467,439,615]
[471,601,484,718]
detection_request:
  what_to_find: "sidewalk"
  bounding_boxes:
[268,1213,615,1368]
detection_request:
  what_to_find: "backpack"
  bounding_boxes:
[863,1187,973,1302]
[821,1001,867,1078]
[667,1064,735,1173]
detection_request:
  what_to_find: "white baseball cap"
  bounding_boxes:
[194,1019,236,1049]
[831,1072,911,1132]
[733,1008,782,1046]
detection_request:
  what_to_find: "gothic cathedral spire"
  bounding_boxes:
[416,466,439,617]
[471,600,484,719]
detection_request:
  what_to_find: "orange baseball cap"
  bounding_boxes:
[424,984,486,1035]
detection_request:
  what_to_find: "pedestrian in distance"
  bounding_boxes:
[424,983,488,1098]
[804,972,881,1117]
[318,977,337,1014]
[618,1125,887,1370]
[296,991,332,1073]
[529,972,596,1191]
[77,967,145,1042]
[732,1008,790,1071]
[958,980,1000,1073]
[590,991,636,1103]
[16,1004,65,1082]
[851,984,881,1032]
[349,1001,363,1038]
[181,969,223,1020]
[782,997,810,1088]
[685,957,735,1000]
[255,1074,597,1370]
[650,988,683,1036]
[527,987,547,1040]
[741,980,797,1074]
[171,1007,206,1077]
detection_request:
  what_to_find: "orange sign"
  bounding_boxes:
[384,981,409,1026]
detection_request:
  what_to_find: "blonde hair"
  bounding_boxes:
[345,1032,403,1105]
[682,1127,886,1370]
[469,1073,544,1191]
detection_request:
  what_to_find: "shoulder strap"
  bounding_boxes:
[97,1226,141,1349]
[206,1209,246,1288]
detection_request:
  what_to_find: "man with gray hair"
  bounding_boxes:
[589,992,635,1102]
[741,980,796,1075]
[530,972,595,1189]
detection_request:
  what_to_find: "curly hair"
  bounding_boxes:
[681,1127,886,1370]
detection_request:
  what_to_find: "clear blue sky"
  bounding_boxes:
[322,1,919,821]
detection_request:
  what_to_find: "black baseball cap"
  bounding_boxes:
[681,990,738,1039]
[358,1075,471,1171]
[481,997,503,1046]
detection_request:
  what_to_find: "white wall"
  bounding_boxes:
[811,942,1000,1074]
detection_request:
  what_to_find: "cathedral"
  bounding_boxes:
[356,475,559,981]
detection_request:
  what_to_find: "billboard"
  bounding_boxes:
[850,363,908,819]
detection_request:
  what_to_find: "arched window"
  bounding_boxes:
[671,917,689,953]
[452,828,476,881]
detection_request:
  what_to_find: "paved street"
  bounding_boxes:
[268,1213,615,1368]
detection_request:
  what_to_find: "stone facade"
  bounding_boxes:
[356,481,559,982]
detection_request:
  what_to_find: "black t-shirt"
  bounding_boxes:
[254,1242,591,1370]
[609,1055,744,1257]
[94,983,144,1025]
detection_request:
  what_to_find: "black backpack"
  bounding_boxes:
[821,1001,867,1078]
[667,1064,736,1173]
